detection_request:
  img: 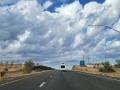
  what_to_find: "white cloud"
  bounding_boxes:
[18,30,30,42]
[73,33,83,48]
[110,41,120,48]
[0,0,20,5]
[108,19,120,35]
[0,0,120,66]
[59,37,63,46]
[105,0,120,12]
[43,0,53,9]
[9,30,30,50]
[55,1,82,18]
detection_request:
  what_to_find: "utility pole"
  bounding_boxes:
[105,46,106,62]
[0,56,2,66]
[83,55,84,61]
[88,55,90,64]
[93,56,94,64]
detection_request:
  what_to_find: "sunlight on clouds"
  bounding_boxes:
[0,0,120,64]
[55,1,82,18]
[9,31,30,49]
[73,33,83,48]
[59,37,63,46]
[110,41,120,48]
[18,30,30,42]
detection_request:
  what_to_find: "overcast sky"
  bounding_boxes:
[0,0,120,69]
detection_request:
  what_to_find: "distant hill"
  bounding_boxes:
[32,65,54,70]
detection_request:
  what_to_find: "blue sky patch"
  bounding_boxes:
[37,0,105,12]
[106,36,117,41]
[79,0,105,5]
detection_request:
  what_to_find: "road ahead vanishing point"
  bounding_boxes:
[0,70,120,90]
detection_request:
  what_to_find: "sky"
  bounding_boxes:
[0,0,120,69]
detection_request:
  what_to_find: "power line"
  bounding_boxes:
[88,25,120,33]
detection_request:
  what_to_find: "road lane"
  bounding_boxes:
[63,71,120,90]
[36,71,73,90]
[0,71,55,90]
[0,70,120,90]
[38,71,120,90]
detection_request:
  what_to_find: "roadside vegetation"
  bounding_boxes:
[115,60,120,68]
[0,60,35,79]
[24,60,34,73]
[99,62,115,73]
[0,60,54,79]
[72,60,120,78]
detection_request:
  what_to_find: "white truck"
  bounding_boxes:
[60,63,66,71]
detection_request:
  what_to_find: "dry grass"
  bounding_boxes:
[0,64,41,79]
[72,65,120,78]
[0,64,23,72]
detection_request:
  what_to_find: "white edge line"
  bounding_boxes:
[39,82,46,87]
[77,72,120,82]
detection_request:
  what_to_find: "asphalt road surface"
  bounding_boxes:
[0,70,120,90]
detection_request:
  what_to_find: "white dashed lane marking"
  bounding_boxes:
[50,75,52,78]
[39,74,53,88]
[39,82,46,87]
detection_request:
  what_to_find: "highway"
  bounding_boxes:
[0,70,120,90]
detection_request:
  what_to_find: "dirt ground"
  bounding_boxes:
[0,64,41,79]
[0,64,23,71]
[72,65,120,78]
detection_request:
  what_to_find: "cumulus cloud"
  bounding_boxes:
[43,0,53,9]
[0,0,20,5]
[8,30,30,50]
[0,0,120,67]
[56,1,82,18]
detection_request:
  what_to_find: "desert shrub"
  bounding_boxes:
[114,64,120,68]
[0,62,3,66]
[115,60,120,68]
[0,71,5,77]
[5,61,9,66]
[10,61,14,66]
[93,65,96,68]
[24,60,34,73]
[99,62,115,73]
[4,68,8,72]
